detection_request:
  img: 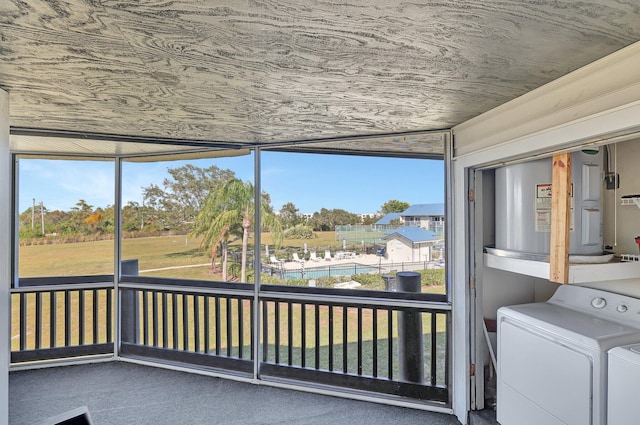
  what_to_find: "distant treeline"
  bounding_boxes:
[19,165,405,244]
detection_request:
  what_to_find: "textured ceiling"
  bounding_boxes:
[2,0,640,153]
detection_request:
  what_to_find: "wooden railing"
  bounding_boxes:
[11,276,114,363]
[118,278,254,374]
[260,285,449,403]
[11,276,449,405]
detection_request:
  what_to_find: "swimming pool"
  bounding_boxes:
[281,262,379,279]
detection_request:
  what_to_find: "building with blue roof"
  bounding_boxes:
[374,212,402,226]
[383,226,441,263]
[400,203,444,234]
[372,203,445,234]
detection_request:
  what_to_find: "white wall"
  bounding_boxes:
[603,139,640,255]
[0,88,10,425]
[583,138,640,297]
[386,238,433,262]
[386,238,410,262]
[483,269,559,319]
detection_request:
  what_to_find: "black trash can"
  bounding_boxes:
[396,272,424,383]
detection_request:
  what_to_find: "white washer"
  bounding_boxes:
[497,285,640,425]
[608,344,640,425]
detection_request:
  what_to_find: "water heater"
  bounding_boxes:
[495,150,603,256]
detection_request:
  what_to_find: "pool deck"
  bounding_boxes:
[278,253,424,271]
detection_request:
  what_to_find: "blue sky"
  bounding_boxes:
[18,152,444,214]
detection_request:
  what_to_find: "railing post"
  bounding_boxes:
[382,274,396,291]
[396,271,424,383]
[120,259,139,343]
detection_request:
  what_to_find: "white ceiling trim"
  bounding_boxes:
[453,100,640,170]
[10,129,448,158]
[452,40,640,158]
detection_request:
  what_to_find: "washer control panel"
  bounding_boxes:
[550,285,640,326]
[591,297,607,309]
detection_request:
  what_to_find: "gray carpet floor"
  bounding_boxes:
[9,361,467,425]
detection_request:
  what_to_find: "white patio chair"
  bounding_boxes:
[292,253,303,263]
[324,250,332,261]
[270,255,284,265]
[309,251,321,262]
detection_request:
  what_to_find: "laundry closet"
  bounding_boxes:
[476,141,640,425]
[449,41,640,425]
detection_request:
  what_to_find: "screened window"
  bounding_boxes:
[260,150,446,294]
[16,157,115,279]
[121,152,254,282]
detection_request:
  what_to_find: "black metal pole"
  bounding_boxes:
[396,271,424,383]
[120,259,139,343]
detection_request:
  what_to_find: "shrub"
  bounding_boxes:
[313,276,337,288]
[258,274,336,288]
[18,228,43,240]
[351,273,385,290]
[259,274,283,284]
[228,261,241,278]
[283,225,315,239]
[418,269,445,286]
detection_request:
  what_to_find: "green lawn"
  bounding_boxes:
[19,233,446,294]
[19,231,344,278]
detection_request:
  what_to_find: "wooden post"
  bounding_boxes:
[549,153,572,283]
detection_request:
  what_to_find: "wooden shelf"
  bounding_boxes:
[484,253,640,284]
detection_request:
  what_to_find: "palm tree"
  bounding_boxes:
[192,178,282,282]
[191,197,233,280]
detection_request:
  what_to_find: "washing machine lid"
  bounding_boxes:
[499,302,640,350]
[609,344,640,365]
